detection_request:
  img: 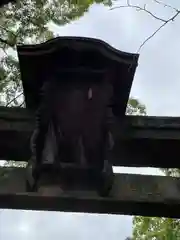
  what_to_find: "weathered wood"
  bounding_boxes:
[0,167,180,218]
[1,107,180,168]
[17,36,139,112]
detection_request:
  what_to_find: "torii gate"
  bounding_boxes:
[1,1,180,218]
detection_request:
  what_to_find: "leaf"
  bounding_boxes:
[133,174,180,239]
[126,98,146,116]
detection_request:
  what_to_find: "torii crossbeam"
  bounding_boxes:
[1,37,180,218]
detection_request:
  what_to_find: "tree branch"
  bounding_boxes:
[0,25,17,38]
[6,92,23,107]
[19,100,25,108]
[0,37,14,47]
[0,25,17,48]
[111,1,167,22]
[110,0,180,52]
[154,0,178,11]
[138,10,180,52]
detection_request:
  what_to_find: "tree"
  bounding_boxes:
[131,102,180,240]
[126,98,146,116]
[0,0,112,106]
[133,215,180,240]
[131,114,180,240]
[133,172,180,239]
[110,1,180,238]
[0,0,15,7]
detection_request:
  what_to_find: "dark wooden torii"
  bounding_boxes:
[17,36,139,195]
[1,36,180,218]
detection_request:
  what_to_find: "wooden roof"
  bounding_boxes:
[17,37,139,116]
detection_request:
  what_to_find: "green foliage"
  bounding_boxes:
[0,0,112,106]
[133,168,180,240]
[127,98,180,240]
[126,98,146,116]
[133,216,180,240]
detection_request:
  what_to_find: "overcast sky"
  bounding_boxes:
[1,0,179,239]
[50,0,180,116]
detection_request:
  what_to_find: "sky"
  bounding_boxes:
[51,0,180,117]
[1,0,180,239]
